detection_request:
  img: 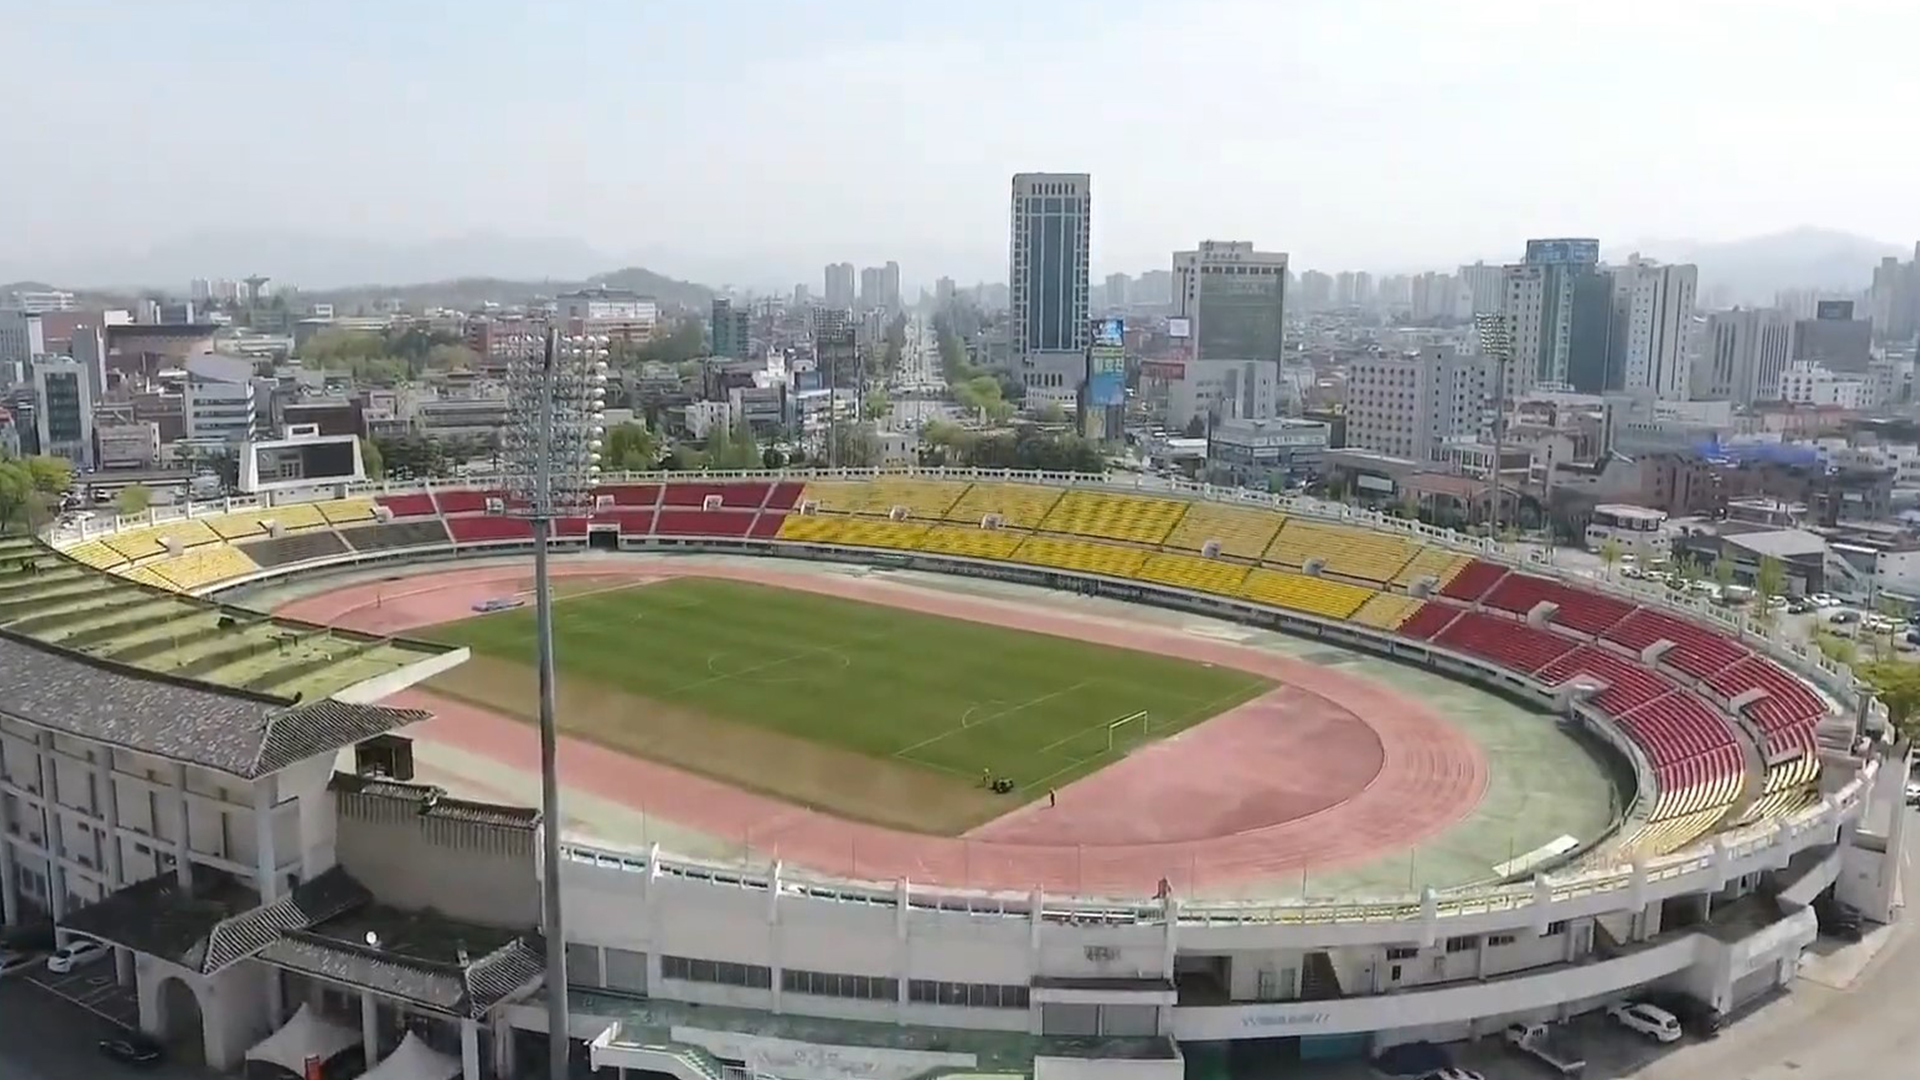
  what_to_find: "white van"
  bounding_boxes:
[1607,1001,1682,1042]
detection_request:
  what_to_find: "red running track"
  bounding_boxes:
[279,561,1489,894]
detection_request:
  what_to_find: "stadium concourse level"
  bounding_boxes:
[57,476,1832,861]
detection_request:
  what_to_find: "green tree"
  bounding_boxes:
[1401,488,1424,524]
[359,437,385,481]
[614,321,707,366]
[299,329,387,363]
[1038,401,1067,425]
[1182,415,1207,439]
[706,423,763,470]
[762,445,787,469]
[24,456,71,498]
[116,484,153,517]
[1755,555,1786,600]
[862,390,890,423]
[1598,537,1623,579]
[426,343,481,371]
[604,422,660,472]
[828,422,881,468]
[1813,627,1858,667]
[0,460,33,534]
[1711,556,1736,590]
[1859,659,1920,742]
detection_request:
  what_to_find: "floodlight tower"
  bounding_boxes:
[499,328,609,1080]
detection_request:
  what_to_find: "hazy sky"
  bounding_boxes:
[3,0,1917,288]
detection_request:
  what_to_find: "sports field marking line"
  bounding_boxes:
[1019,679,1275,794]
[891,679,1093,761]
[658,641,848,696]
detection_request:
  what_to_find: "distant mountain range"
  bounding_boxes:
[305,266,717,313]
[1604,227,1909,304]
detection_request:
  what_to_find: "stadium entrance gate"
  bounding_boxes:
[588,526,620,552]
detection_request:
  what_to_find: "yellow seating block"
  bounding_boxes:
[204,513,271,541]
[1037,490,1188,545]
[1393,547,1468,588]
[1619,808,1724,858]
[151,544,262,592]
[1133,553,1250,596]
[1011,536,1147,577]
[319,498,378,525]
[799,479,969,519]
[1351,592,1423,630]
[917,524,1025,561]
[105,520,220,561]
[66,540,126,569]
[1265,520,1417,582]
[777,514,929,550]
[943,483,1062,529]
[262,502,328,532]
[1163,503,1284,560]
[117,564,177,591]
[1239,568,1374,620]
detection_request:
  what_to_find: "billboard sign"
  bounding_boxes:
[1523,238,1600,266]
[1166,316,1192,339]
[1140,360,1186,382]
[1093,317,1125,348]
[1815,299,1855,321]
[1087,317,1126,408]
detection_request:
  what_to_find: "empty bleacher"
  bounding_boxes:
[662,481,771,508]
[1351,592,1423,631]
[433,489,500,515]
[242,531,353,569]
[106,520,221,561]
[650,509,756,537]
[1037,490,1188,545]
[1706,656,1828,735]
[801,479,967,518]
[1536,646,1673,715]
[596,510,656,536]
[448,517,534,543]
[1161,502,1284,560]
[66,541,127,570]
[1397,601,1462,640]
[778,515,930,550]
[597,484,662,508]
[1647,745,1744,820]
[204,512,272,541]
[917,524,1026,561]
[764,482,804,511]
[1393,547,1470,589]
[943,483,1063,529]
[1483,573,1637,635]
[148,545,261,592]
[1011,535,1149,578]
[1238,568,1374,621]
[1133,553,1252,597]
[1618,691,1738,765]
[1439,559,1506,601]
[1603,607,1750,678]
[318,498,378,525]
[1432,611,1577,674]
[339,520,452,552]
[258,502,329,533]
[1264,520,1418,583]
[377,493,440,518]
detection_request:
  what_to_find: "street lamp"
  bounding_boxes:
[499,328,608,1080]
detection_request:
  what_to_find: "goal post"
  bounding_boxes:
[1104,710,1150,753]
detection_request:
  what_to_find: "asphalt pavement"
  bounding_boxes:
[0,976,217,1080]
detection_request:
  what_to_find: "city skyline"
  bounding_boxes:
[3,1,1918,290]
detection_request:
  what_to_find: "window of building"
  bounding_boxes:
[1486,934,1517,947]
[1444,935,1477,953]
[907,980,1030,1009]
[659,955,772,989]
[1384,946,1418,961]
[782,969,899,1001]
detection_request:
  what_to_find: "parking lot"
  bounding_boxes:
[12,954,139,1030]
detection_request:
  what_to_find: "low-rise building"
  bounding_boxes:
[1204,417,1328,488]
[95,421,161,470]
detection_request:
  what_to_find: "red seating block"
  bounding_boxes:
[1434,611,1577,674]
[599,484,661,507]
[1537,646,1673,714]
[1604,608,1748,678]
[434,489,499,515]
[662,482,771,508]
[376,493,437,518]
[1440,559,1506,601]
[765,482,805,510]
[748,512,787,538]
[1398,602,1461,640]
[654,509,756,537]
[448,517,532,543]
[1484,573,1636,635]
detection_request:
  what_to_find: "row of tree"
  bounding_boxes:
[298,327,483,385]
[0,455,74,534]
[918,421,1104,472]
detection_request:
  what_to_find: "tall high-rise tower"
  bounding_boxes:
[1009,172,1091,406]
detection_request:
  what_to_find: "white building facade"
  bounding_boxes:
[1691,307,1794,405]
[1778,360,1868,408]
[1610,260,1699,400]
[1346,347,1494,462]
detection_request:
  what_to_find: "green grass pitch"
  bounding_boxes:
[425,576,1271,832]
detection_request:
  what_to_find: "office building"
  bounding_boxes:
[95,422,161,469]
[1173,241,1289,364]
[1103,272,1131,309]
[555,287,657,344]
[1691,307,1794,405]
[1792,299,1874,373]
[2,288,76,313]
[1503,238,1611,393]
[1008,172,1091,406]
[1609,259,1698,400]
[1167,359,1280,431]
[0,405,18,457]
[710,299,751,360]
[934,277,956,307]
[1296,270,1333,312]
[1345,346,1495,462]
[183,354,265,445]
[31,356,94,467]
[823,263,856,309]
[1409,272,1454,322]
[1455,261,1505,319]
[0,310,46,368]
[1869,244,1919,342]
[1133,269,1173,306]
[1778,360,1868,409]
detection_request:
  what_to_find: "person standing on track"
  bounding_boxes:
[1049,788,1057,808]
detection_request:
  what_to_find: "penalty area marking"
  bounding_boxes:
[891,680,1093,763]
[704,649,851,683]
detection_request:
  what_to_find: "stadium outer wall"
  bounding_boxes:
[56,470,1900,1065]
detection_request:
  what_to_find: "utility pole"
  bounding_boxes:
[1475,312,1511,539]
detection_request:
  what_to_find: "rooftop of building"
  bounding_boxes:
[0,538,446,754]
[106,322,219,339]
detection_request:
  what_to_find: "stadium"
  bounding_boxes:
[0,471,1902,1080]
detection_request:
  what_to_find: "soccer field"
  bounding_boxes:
[423,576,1270,833]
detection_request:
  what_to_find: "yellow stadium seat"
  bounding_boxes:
[150,545,262,592]
[943,483,1063,529]
[1618,808,1725,858]
[1652,768,1742,821]
[117,564,177,591]
[1393,547,1468,588]
[1133,553,1250,596]
[204,513,271,541]
[105,520,220,561]
[799,479,969,518]
[319,497,378,525]
[1239,567,1374,620]
[1351,592,1424,630]
[66,540,127,570]
[1163,503,1284,560]
[261,502,328,532]
[777,514,929,550]
[1037,490,1188,545]
[1265,520,1417,583]
[917,524,1025,561]
[1011,535,1148,577]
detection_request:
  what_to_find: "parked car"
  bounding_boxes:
[98,1033,164,1068]
[1811,593,1839,608]
[1829,609,1861,625]
[1607,1001,1684,1042]
[45,939,107,973]
[1788,600,1814,614]
[1815,899,1864,941]
[1634,990,1723,1037]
